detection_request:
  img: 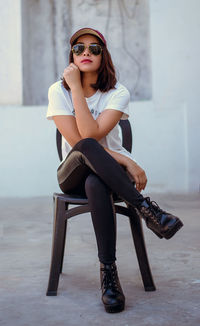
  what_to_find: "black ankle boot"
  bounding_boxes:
[100,262,125,313]
[137,197,183,239]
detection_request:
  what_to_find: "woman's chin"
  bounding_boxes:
[79,67,98,73]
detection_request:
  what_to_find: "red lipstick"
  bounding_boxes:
[81,59,92,63]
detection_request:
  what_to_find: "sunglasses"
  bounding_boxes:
[72,43,102,56]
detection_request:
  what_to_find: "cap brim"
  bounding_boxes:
[70,28,105,45]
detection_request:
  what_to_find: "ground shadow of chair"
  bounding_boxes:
[46,120,156,296]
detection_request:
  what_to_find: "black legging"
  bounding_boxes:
[57,138,144,264]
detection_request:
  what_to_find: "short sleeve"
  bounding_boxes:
[46,82,74,120]
[103,86,130,120]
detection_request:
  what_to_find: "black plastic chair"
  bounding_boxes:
[46,120,156,296]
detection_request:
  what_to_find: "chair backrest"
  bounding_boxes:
[56,119,132,162]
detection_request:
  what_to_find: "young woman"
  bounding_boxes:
[47,28,183,313]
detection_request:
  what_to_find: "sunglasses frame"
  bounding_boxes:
[72,43,103,56]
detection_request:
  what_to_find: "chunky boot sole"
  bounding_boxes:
[148,220,183,240]
[104,301,125,313]
[136,208,183,240]
[162,220,184,239]
[147,227,164,239]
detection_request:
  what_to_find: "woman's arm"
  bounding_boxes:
[52,107,122,147]
[63,63,123,140]
[53,115,82,147]
[105,147,147,192]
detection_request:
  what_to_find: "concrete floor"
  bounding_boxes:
[0,193,200,326]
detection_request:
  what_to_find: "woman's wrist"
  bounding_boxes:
[120,156,135,168]
[126,158,137,167]
[70,83,83,93]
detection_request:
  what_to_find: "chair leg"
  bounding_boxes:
[60,215,68,274]
[46,196,66,296]
[127,204,156,291]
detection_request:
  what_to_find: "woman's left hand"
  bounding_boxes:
[63,63,81,90]
[125,159,147,192]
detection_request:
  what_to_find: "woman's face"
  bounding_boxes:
[72,34,102,73]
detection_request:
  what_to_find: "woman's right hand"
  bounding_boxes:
[63,63,81,90]
[125,159,147,192]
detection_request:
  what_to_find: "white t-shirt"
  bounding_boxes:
[46,80,134,163]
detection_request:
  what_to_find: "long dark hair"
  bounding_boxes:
[62,39,117,92]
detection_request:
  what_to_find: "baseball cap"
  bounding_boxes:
[70,28,107,46]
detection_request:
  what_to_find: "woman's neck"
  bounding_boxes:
[81,72,98,97]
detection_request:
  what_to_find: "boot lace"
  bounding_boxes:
[142,197,166,225]
[101,265,119,292]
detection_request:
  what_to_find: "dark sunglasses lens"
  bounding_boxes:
[72,44,85,55]
[89,44,102,55]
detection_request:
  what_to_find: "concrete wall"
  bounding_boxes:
[0,0,200,196]
[21,0,72,105]
[0,0,22,104]
[149,0,200,192]
[21,0,151,104]
[0,106,60,197]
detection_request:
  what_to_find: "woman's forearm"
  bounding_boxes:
[104,147,132,166]
[71,85,99,138]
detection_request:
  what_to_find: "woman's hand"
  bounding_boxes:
[63,63,81,90]
[104,148,147,193]
[125,159,147,192]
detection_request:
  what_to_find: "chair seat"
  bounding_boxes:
[54,192,89,205]
[54,192,124,205]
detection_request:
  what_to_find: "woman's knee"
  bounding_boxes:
[73,137,100,153]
